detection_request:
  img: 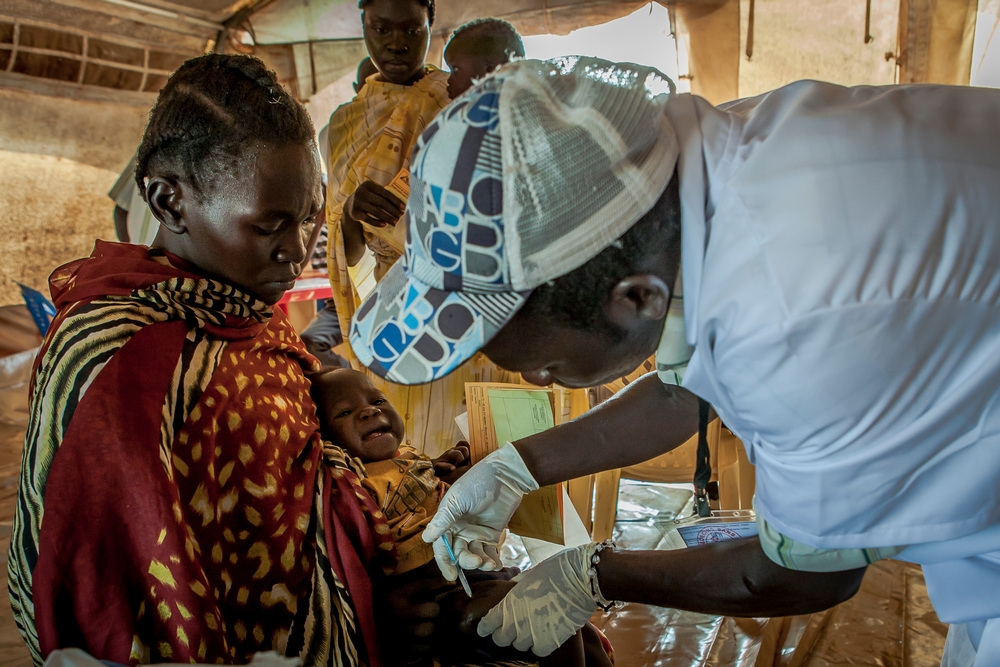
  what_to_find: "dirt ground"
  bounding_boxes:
[0,86,147,308]
[0,149,120,308]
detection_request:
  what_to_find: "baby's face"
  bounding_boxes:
[445,50,500,99]
[313,370,405,462]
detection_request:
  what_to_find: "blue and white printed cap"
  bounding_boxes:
[350,57,679,385]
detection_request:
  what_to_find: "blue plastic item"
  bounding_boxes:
[17,283,56,336]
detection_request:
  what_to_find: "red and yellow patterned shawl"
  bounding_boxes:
[9,242,393,666]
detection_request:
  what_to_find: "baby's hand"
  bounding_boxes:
[432,442,471,484]
[451,578,517,636]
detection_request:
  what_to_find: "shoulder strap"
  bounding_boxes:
[693,398,716,517]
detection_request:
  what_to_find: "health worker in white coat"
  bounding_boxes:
[346,57,1000,667]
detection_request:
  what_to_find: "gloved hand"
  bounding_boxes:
[423,443,539,580]
[477,542,603,657]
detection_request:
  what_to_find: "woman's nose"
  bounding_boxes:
[275,225,308,265]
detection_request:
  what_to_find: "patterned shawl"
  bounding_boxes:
[8,241,393,666]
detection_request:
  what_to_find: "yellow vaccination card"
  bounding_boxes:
[385,168,411,203]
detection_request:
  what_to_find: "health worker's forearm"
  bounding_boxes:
[597,537,866,618]
[515,373,701,486]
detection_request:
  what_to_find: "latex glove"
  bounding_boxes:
[478,542,602,657]
[423,444,539,580]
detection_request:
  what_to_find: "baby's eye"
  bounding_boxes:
[372,399,386,406]
[336,410,351,418]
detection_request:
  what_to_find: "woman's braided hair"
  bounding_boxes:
[358,0,434,26]
[135,53,315,201]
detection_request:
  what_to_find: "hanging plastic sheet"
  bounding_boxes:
[594,500,768,667]
[0,304,41,450]
[249,0,650,45]
[501,480,948,667]
[0,304,42,663]
[43,648,300,667]
[779,559,947,667]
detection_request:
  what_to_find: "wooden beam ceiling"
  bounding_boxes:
[0,0,205,97]
[0,14,192,90]
[0,0,215,48]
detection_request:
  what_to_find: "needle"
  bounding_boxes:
[442,535,473,598]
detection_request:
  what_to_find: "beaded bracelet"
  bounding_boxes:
[587,540,624,612]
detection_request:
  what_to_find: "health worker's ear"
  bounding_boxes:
[145,176,188,235]
[605,274,670,327]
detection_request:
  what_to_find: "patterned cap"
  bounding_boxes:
[350,57,678,385]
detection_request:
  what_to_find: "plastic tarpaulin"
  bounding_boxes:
[578,482,947,666]
[898,0,979,84]
[252,0,361,44]
[0,305,40,667]
[249,0,649,44]
[43,649,299,667]
[674,0,979,106]
[675,0,900,104]
[0,305,41,446]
